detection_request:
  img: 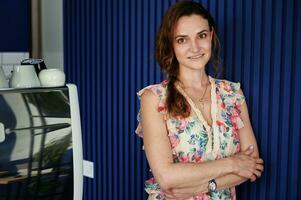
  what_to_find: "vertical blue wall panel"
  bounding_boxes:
[63,0,301,199]
[0,0,29,51]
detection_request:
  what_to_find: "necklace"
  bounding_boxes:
[176,83,214,151]
[198,82,210,109]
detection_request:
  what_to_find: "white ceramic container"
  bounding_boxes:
[38,69,66,87]
[9,65,41,88]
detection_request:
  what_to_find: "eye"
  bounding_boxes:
[199,33,207,39]
[176,38,186,44]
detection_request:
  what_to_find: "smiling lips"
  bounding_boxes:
[187,53,205,59]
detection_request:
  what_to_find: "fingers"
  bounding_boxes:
[256,158,264,164]
[253,169,262,178]
[231,147,265,182]
[253,163,264,177]
[249,160,264,182]
[235,158,264,180]
[249,168,263,182]
[250,174,256,182]
[254,160,264,172]
[254,159,264,175]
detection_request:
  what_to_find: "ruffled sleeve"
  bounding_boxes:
[135,82,167,137]
[232,82,246,107]
[217,79,246,129]
[230,82,245,129]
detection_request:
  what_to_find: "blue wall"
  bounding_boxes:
[0,0,30,52]
[63,0,301,199]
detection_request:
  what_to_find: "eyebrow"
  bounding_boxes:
[174,29,209,39]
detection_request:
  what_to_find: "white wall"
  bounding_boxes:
[0,53,29,79]
[41,0,64,70]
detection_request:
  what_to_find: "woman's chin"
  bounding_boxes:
[179,61,208,71]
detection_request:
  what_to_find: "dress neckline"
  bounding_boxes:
[175,76,218,153]
[175,76,215,130]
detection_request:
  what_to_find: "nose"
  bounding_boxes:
[190,39,201,53]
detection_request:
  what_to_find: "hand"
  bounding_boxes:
[230,145,264,182]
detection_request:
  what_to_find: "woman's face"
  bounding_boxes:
[173,14,213,71]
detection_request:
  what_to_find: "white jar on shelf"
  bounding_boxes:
[9,65,41,88]
[38,68,66,87]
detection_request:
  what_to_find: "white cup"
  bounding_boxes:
[9,65,41,88]
[38,69,66,87]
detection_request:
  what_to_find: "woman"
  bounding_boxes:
[135,1,264,199]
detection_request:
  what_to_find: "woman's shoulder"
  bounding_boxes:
[137,80,168,99]
[210,76,242,93]
[210,76,245,107]
[135,81,168,138]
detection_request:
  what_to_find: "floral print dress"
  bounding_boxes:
[135,76,246,200]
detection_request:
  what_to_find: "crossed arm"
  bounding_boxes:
[140,89,264,199]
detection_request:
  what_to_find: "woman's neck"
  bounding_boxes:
[177,68,209,89]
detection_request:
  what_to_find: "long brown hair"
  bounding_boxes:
[155,1,221,117]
